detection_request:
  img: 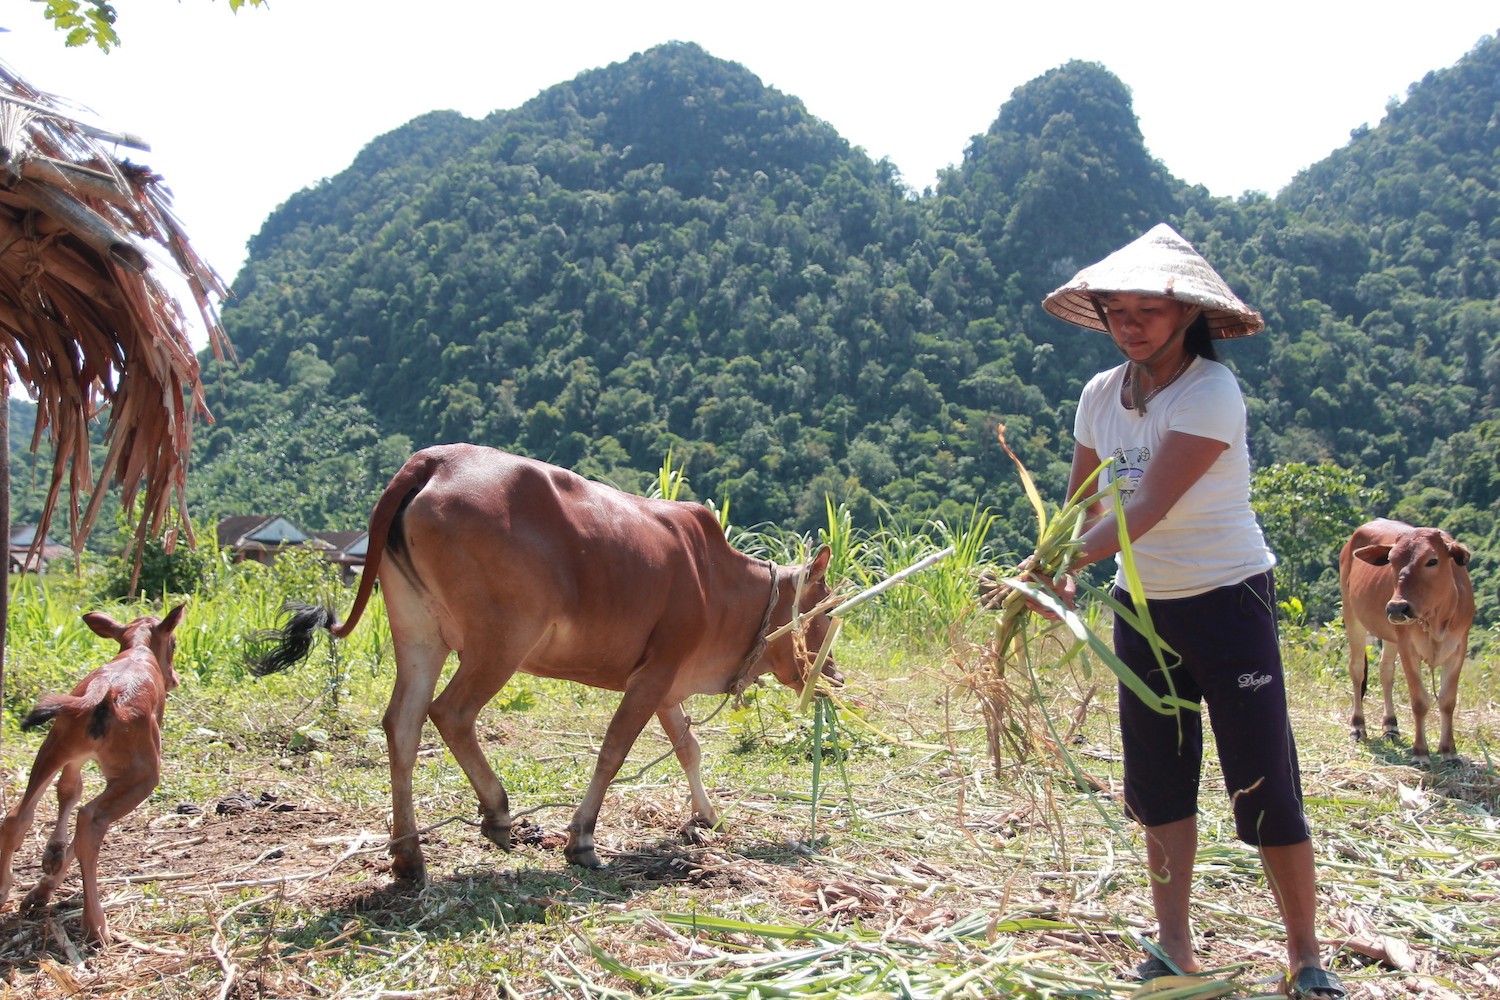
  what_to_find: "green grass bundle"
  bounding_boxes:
[971,426,1197,778]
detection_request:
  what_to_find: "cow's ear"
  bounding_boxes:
[807,544,832,583]
[82,611,125,640]
[1448,540,1472,566]
[1354,543,1392,567]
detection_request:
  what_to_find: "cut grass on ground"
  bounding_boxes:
[0,622,1495,999]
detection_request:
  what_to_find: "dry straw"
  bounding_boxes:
[0,59,232,571]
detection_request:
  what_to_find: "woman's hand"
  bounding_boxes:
[1018,554,1077,618]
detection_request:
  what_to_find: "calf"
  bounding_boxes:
[256,445,841,877]
[1340,518,1472,763]
[0,604,185,943]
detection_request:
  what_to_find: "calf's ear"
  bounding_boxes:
[82,611,125,640]
[1354,543,1392,567]
[161,603,188,632]
[1447,539,1472,566]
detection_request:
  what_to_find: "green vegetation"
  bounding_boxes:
[1250,462,1389,623]
[153,34,1497,626]
[5,22,1496,1000]
[0,521,1495,997]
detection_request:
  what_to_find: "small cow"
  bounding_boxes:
[0,604,186,943]
[257,445,841,877]
[1340,518,1472,763]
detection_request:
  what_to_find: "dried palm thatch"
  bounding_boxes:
[0,57,233,713]
[0,58,230,568]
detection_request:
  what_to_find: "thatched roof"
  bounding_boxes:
[0,58,233,561]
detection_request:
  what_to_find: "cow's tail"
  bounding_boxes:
[252,450,441,677]
[21,678,113,738]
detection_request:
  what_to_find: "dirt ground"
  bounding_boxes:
[0,721,1494,999]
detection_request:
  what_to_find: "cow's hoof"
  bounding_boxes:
[1411,751,1432,767]
[389,854,428,886]
[679,817,719,846]
[480,818,513,852]
[1350,726,1367,742]
[565,845,602,869]
[40,843,66,875]
[20,884,53,915]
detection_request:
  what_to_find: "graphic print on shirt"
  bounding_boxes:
[1110,446,1150,502]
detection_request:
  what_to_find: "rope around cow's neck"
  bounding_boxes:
[729,560,782,697]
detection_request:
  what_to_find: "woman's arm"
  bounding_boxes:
[1023,432,1225,613]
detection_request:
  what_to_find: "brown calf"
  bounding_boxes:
[0,604,185,943]
[257,445,841,877]
[1340,518,1472,763]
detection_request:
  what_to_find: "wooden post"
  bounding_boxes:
[1,365,9,741]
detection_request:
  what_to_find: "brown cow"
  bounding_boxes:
[0,604,186,943]
[1339,518,1473,763]
[257,445,840,877]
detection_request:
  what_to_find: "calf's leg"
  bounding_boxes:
[42,762,85,875]
[1377,642,1401,740]
[0,741,72,908]
[1395,645,1432,763]
[381,640,447,884]
[23,761,85,914]
[73,752,160,943]
[1346,618,1369,741]
[1435,653,1465,762]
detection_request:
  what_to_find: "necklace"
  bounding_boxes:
[1123,354,1192,412]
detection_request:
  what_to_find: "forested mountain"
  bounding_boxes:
[183,36,1497,611]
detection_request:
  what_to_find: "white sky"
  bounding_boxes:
[3,1,1496,330]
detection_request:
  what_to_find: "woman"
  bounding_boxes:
[1038,224,1346,1000]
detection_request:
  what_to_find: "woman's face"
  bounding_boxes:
[1097,293,1194,361]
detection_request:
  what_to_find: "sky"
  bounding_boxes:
[2,1,1496,346]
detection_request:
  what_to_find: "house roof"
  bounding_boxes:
[314,530,368,557]
[8,523,67,560]
[10,524,59,547]
[217,515,330,550]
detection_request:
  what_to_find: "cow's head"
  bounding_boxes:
[1355,528,1470,626]
[763,545,845,694]
[82,602,187,692]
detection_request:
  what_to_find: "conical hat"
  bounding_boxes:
[1042,224,1263,339]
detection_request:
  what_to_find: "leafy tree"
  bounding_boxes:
[1251,462,1386,621]
[37,0,267,51]
[190,36,1500,625]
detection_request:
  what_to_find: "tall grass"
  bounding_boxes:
[3,484,1498,999]
[4,546,394,725]
[815,497,996,642]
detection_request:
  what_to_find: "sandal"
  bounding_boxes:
[1289,966,1347,999]
[1129,955,1179,981]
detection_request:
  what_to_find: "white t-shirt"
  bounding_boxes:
[1073,356,1275,599]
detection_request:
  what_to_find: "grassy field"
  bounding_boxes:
[0,553,1495,999]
